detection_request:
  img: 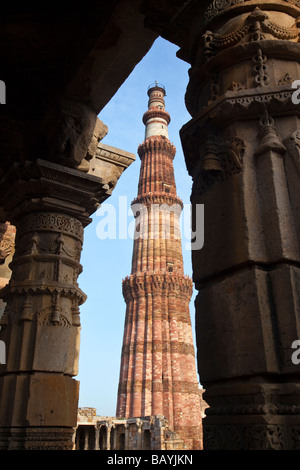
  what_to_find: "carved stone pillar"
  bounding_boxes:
[136,419,142,450]
[106,423,112,451]
[124,423,129,450]
[177,0,300,450]
[0,159,112,449]
[95,426,100,451]
[84,428,89,451]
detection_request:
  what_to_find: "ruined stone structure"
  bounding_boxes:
[75,407,188,451]
[116,84,203,450]
[1,0,300,450]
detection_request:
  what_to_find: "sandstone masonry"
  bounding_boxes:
[116,84,203,450]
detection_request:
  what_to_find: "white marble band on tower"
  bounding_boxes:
[143,82,170,140]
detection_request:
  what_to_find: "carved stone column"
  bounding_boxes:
[106,423,112,451]
[84,428,89,451]
[136,419,142,450]
[95,426,100,451]
[0,222,15,321]
[124,422,129,450]
[177,0,300,450]
[0,159,113,449]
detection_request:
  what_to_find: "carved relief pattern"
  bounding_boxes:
[122,272,193,302]
[204,424,287,450]
[0,156,116,449]
[226,89,292,110]
[16,213,83,242]
[192,136,246,196]
[278,72,294,85]
[227,81,245,92]
[204,0,300,25]
[202,8,300,62]
[255,109,287,155]
[180,0,300,452]
[208,74,220,103]
[284,128,300,176]
[253,48,270,86]
[0,223,15,264]
[1,210,86,330]
[185,88,294,140]
[204,0,248,24]
[289,426,300,449]
[0,428,75,450]
[16,232,82,261]
[0,238,14,263]
[37,306,71,328]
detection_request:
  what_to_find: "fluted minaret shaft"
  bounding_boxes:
[116,84,202,449]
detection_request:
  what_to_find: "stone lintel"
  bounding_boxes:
[88,142,135,190]
[0,159,113,226]
[96,143,135,169]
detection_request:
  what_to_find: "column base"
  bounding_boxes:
[203,421,300,450]
[0,372,79,450]
[0,426,75,450]
[203,381,300,450]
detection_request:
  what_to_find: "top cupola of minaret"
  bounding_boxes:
[142,82,171,140]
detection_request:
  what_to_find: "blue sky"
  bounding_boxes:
[77,37,200,417]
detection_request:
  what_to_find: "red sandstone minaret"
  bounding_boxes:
[116,83,202,449]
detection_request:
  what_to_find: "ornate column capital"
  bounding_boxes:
[201,0,300,28]
[0,159,113,227]
[0,158,116,450]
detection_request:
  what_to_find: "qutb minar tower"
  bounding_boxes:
[116,83,203,449]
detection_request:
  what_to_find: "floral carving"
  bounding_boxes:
[17,213,83,242]
[204,0,300,26]
[202,8,300,62]
[204,0,251,25]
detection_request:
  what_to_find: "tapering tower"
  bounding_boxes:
[116,83,203,450]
